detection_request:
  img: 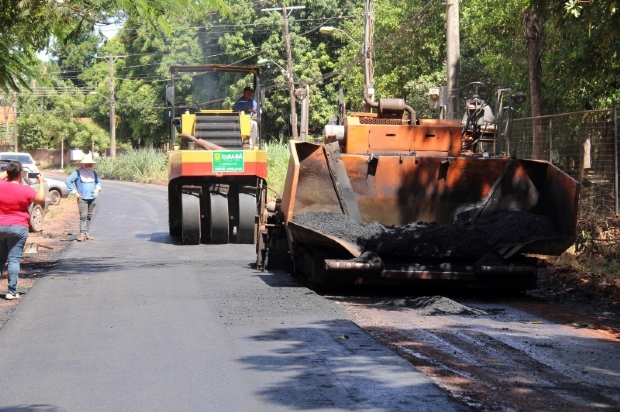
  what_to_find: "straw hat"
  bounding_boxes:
[78,153,97,164]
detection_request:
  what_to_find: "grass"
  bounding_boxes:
[263,139,290,196]
[93,149,168,184]
[556,250,620,282]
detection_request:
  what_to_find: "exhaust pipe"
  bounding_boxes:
[363,86,417,125]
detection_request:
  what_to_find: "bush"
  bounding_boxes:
[558,210,620,281]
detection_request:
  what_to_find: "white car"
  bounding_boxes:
[0,152,40,174]
[45,178,71,205]
[0,159,51,232]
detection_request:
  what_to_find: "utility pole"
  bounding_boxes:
[283,5,298,139]
[363,0,374,105]
[262,5,305,140]
[446,0,460,120]
[12,91,17,152]
[96,54,124,159]
[298,84,310,140]
[109,53,117,160]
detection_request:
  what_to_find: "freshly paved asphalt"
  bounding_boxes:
[0,178,468,411]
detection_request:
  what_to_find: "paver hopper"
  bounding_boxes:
[257,109,580,290]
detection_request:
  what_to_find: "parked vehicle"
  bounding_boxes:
[45,178,70,205]
[0,159,51,232]
[0,152,40,174]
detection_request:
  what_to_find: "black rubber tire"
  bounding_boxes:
[181,193,201,245]
[209,192,229,244]
[237,192,256,244]
[49,189,61,206]
[29,204,44,232]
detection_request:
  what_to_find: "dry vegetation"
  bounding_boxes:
[542,211,620,309]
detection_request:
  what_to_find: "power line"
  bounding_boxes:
[44,46,263,76]
[178,15,357,30]
[32,0,439,114]
[298,0,440,87]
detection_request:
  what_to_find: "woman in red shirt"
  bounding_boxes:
[0,161,46,299]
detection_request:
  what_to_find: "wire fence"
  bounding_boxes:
[511,108,619,220]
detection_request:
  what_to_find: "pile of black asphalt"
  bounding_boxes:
[292,210,559,259]
[378,296,491,316]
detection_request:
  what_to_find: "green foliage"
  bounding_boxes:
[95,148,168,183]
[214,0,351,139]
[461,0,529,91]
[404,70,446,119]
[51,31,106,88]
[555,250,620,282]
[0,0,229,93]
[373,0,445,101]
[264,139,290,195]
[17,72,109,152]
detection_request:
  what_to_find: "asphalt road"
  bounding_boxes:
[0,178,467,412]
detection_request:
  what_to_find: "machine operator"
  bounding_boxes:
[233,87,258,148]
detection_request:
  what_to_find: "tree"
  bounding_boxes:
[51,31,107,88]
[523,6,544,159]
[17,72,109,152]
[0,0,228,93]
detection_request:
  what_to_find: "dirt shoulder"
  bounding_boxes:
[525,258,620,339]
[325,253,620,411]
[329,294,620,411]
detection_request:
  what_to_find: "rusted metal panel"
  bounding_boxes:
[343,123,461,156]
[323,142,362,223]
[418,119,462,127]
[340,155,513,224]
[280,142,301,224]
[281,141,342,221]
[359,118,404,125]
[287,221,362,257]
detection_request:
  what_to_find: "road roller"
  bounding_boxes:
[167,65,267,245]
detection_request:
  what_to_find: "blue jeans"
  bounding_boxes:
[0,225,29,295]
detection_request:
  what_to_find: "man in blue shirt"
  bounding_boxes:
[233,87,258,117]
[232,87,258,148]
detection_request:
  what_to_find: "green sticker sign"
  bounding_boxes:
[213,151,244,172]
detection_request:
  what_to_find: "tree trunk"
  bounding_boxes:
[523,7,545,160]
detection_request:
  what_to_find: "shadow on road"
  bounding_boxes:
[252,272,304,288]
[0,406,59,412]
[135,232,180,245]
[237,319,464,411]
